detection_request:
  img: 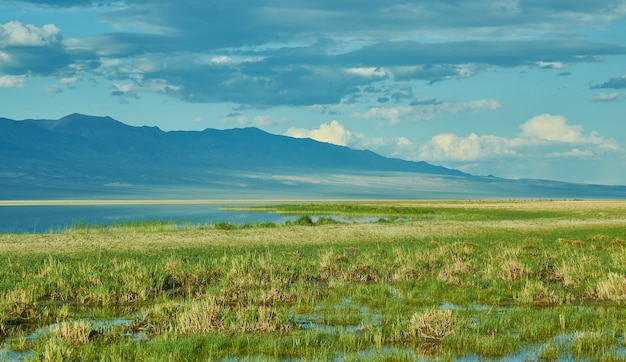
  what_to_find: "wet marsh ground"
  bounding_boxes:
[1,199,626,361]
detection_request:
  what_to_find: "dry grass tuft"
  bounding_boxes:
[53,320,94,345]
[437,255,475,286]
[405,309,456,341]
[392,265,421,281]
[317,249,348,280]
[610,248,626,270]
[515,281,561,306]
[483,247,529,281]
[499,258,529,281]
[595,272,626,302]
[177,299,225,334]
[42,337,74,362]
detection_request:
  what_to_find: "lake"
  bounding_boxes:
[0,201,293,233]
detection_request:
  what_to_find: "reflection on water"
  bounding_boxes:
[0,204,416,233]
[0,204,293,233]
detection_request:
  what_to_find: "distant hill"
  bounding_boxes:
[1,113,625,199]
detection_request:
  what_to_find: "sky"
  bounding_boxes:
[1,1,626,186]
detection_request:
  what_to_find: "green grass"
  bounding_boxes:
[1,200,626,360]
[224,200,595,221]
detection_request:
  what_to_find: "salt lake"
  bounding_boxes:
[0,201,293,233]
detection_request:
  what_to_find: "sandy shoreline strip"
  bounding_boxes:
[0,199,278,206]
[1,199,625,209]
[0,199,358,206]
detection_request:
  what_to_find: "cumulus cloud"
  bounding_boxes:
[353,99,501,125]
[417,114,621,162]
[280,115,622,183]
[286,120,350,146]
[0,20,98,76]
[418,133,520,161]
[519,114,583,143]
[0,21,61,47]
[285,120,412,157]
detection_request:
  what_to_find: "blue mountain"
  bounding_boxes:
[1,113,625,199]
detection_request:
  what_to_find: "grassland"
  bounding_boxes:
[1,199,626,361]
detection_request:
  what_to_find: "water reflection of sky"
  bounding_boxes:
[0,204,293,233]
[0,203,420,233]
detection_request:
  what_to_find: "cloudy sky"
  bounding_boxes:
[2,1,626,185]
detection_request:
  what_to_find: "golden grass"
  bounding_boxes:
[595,272,626,302]
[53,320,94,345]
[405,309,457,341]
[3,218,625,257]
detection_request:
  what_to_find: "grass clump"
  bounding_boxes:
[595,272,626,302]
[405,309,457,341]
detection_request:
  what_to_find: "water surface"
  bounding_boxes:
[0,202,291,233]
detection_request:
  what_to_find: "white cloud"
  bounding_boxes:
[353,99,501,125]
[60,76,80,85]
[519,114,582,143]
[283,121,430,159]
[210,56,232,64]
[0,21,61,47]
[0,75,26,88]
[518,114,618,150]
[417,133,520,161]
[202,55,266,66]
[536,61,567,69]
[417,114,621,162]
[591,92,620,102]
[397,136,412,146]
[344,67,390,78]
[286,120,350,146]
[111,78,180,98]
[281,115,622,178]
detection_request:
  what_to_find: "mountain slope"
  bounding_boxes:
[1,113,465,175]
[2,114,625,199]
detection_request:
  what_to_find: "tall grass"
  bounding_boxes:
[1,200,626,360]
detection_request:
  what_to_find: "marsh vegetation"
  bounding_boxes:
[1,200,626,360]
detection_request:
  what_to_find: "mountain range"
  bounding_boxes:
[1,113,625,199]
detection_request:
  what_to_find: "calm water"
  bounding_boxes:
[0,204,292,233]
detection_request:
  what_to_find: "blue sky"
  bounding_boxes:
[1,1,625,185]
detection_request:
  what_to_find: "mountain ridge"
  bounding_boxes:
[1,113,467,175]
[2,114,625,199]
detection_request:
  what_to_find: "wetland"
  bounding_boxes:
[1,199,626,361]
